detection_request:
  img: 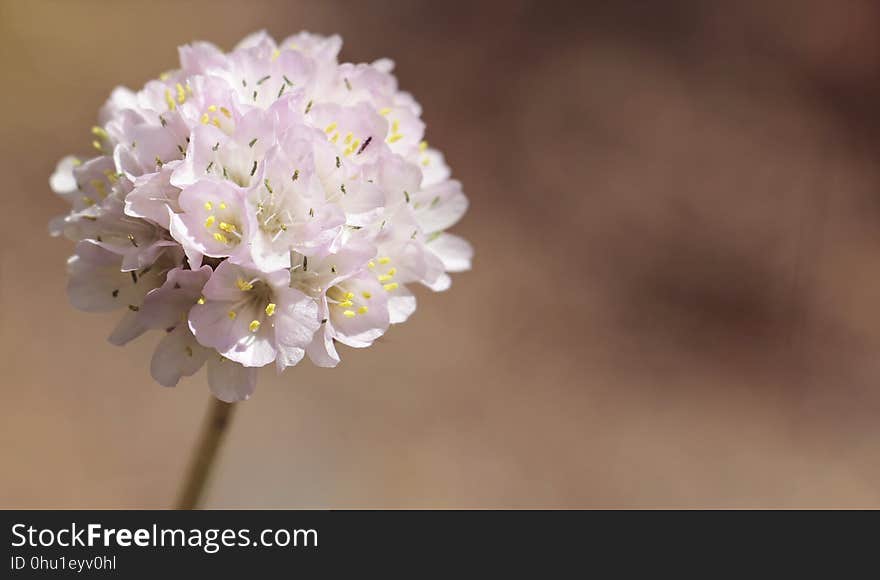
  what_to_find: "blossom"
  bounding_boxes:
[50,31,472,402]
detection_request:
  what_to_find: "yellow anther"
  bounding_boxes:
[343,310,356,318]
[227,310,237,319]
[204,216,216,228]
[392,120,400,133]
[197,296,205,305]
[265,303,276,317]
[159,72,171,81]
[345,292,355,300]
[330,133,339,144]
[271,48,281,61]
[207,105,217,112]
[418,140,428,151]
[368,261,376,268]
[362,291,372,299]
[324,122,338,134]
[378,274,393,282]
[358,306,368,315]
[91,126,109,139]
[185,345,194,357]
[387,134,403,143]
[90,179,108,197]
[422,158,430,166]
[212,118,221,128]
[219,221,236,233]
[236,278,253,291]
[204,201,213,211]
[176,82,186,104]
[220,107,231,118]
[249,319,261,332]
[339,300,354,308]
[379,107,392,116]
[103,169,118,183]
[344,132,353,144]
[92,140,103,152]
[378,257,391,264]
[200,113,210,125]
[164,89,176,111]
[219,202,227,210]
[386,268,397,276]
[383,282,399,292]
[213,232,230,244]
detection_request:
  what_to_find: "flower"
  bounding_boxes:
[50,31,473,402]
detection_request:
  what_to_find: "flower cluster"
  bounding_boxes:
[50,31,471,402]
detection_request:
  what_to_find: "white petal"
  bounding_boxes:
[207,356,257,402]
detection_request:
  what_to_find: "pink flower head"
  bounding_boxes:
[50,31,472,401]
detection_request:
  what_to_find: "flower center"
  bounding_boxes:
[202,200,242,246]
[327,286,370,318]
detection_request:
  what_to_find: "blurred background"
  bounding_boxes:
[3,0,880,507]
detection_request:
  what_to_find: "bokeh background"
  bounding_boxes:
[3,0,880,507]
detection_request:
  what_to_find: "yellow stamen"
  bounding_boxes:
[379,107,392,116]
[211,118,221,128]
[176,82,186,104]
[344,132,353,144]
[200,113,210,124]
[324,122,338,133]
[378,274,393,282]
[204,201,213,211]
[90,179,108,198]
[343,310,356,318]
[249,320,261,332]
[386,268,397,276]
[227,310,237,319]
[92,140,103,152]
[204,216,215,228]
[197,296,205,305]
[213,232,230,244]
[271,48,281,61]
[345,292,355,300]
[91,126,108,139]
[368,261,376,268]
[207,105,217,112]
[339,300,354,308]
[165,89,176,111]
[219,202,227,210]
[387,134,403,143]
[357,306,368,315]
[378,257,391,264]
[265,303,276,317]
[362,291,372,299]
[383,282,399,291]
[219,221,236,233]
[236,278,253,291]
[220,107,231,118]
[418,140,428,151]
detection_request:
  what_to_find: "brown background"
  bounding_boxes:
[3,0,880,507]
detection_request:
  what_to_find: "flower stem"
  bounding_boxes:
[176,397,236,509]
